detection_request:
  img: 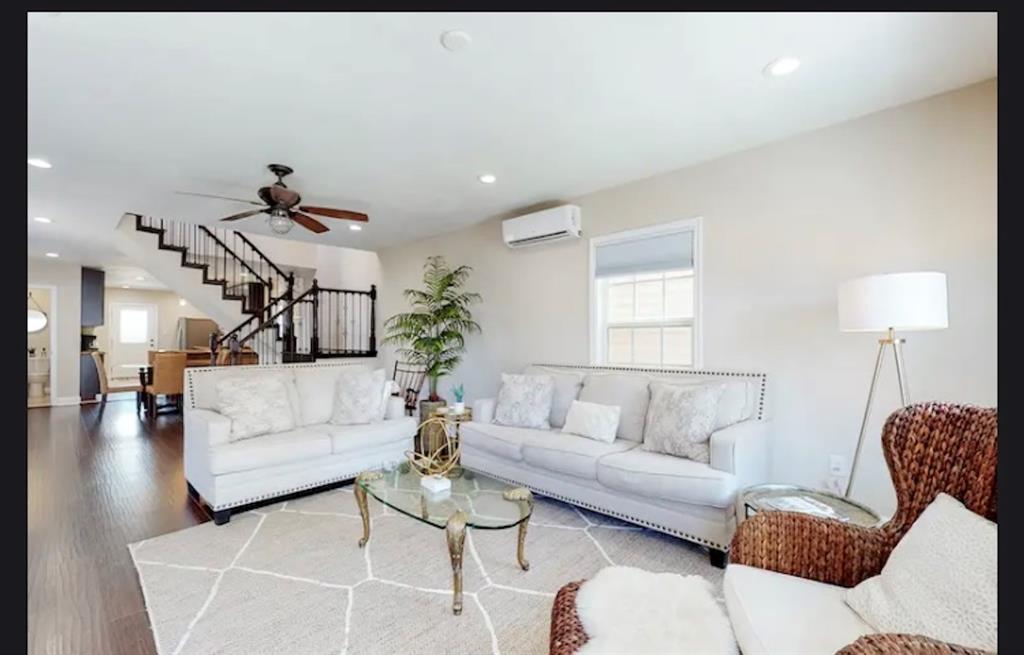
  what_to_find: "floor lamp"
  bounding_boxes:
[838,272,948,498]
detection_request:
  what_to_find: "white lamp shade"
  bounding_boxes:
[838,272,948,332]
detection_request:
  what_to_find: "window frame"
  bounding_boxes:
[588,217,704,369]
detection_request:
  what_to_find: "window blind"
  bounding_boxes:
[594,230,693,278]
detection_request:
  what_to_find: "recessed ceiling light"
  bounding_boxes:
[122,285,131,289]
[27,158,52,169]
[135,276,145,281]
[178,298,187,306]
[478,173,497,184]
[440,29,472,52]
[349,224,362,231]
[763,57,801,77]
[33,217,52,224]
[45,252,59,258]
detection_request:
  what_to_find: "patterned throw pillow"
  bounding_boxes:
[641,382,726,462]
[494,373,555,429]
[216,376,297,441]
[331,368,387,425]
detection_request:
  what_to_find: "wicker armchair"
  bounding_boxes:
[731,402,996,654]
[549,403,996,655]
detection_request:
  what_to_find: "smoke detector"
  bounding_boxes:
[440,29,472,52]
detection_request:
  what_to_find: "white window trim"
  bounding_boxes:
[588,216,704,369]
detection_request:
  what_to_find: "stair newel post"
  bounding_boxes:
[310,279,320,359]
[369,285,377,356]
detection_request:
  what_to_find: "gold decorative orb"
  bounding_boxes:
[406,416,462,477]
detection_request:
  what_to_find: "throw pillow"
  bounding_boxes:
[641,382,726,462]
[561,400,621,443]
[494,373,555,429]
[331,368,387,425]
[845,493,997,652]
[524,365,584,428]
[216,375,297,441]
[293,367,349,425]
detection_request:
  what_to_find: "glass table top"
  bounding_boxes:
[741,483,881,527]
[356,463,532,530]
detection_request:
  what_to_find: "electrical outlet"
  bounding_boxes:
[829,454,849,476]
[826,476,845,495]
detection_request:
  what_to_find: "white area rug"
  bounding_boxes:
[130,485,724,654]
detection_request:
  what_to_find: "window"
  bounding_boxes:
[591,219,701,367]
[119,308,150,344]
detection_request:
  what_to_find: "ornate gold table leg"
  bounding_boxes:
[502,487,533,571]
[354,471,382,548]
[446,510,468,615]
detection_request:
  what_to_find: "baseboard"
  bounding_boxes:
[52,396,83,407]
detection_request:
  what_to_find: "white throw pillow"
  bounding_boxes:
[578,373,652,442]
[561,400,621,444]
[330,368,387,425]
[845,493,997,652]
[494,373,555,429]
[216,375,297,441]
[524,365,584,428]
[641,382,725,463]
[293,367,348,425]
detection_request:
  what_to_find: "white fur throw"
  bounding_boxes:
[576,566,737,655]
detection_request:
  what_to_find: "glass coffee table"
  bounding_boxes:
[353,464,533,615]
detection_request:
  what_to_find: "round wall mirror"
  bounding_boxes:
[27,309,48,333]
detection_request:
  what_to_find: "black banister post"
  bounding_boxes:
[369,284,377,355]
[310,279,320,358]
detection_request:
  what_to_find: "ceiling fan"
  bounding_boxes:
[175,164,368,235]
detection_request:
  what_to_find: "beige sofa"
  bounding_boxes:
[184,361,416,524]
[461,364,769,566]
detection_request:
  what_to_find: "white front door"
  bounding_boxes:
[108,302,158,382]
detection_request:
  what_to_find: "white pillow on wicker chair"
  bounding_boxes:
[844,493,997,652]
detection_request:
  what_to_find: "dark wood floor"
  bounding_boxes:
[28,397,208,655]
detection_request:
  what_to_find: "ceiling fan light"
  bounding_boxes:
[267,208,293,235]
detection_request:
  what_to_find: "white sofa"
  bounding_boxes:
[461,364,768,566]
[184,361,416,524]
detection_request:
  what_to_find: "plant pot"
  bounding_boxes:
[453,401,465,414]
[418,399,448,454]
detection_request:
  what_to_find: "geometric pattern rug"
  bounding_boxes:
[129,484,724,654]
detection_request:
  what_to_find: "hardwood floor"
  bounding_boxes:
[28,397,207,655]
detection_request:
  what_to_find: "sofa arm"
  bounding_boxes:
[385,395,406,420]
[185,408,232,448]
[709,419,769,488]
[472,398,496,424]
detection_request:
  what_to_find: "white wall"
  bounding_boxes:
[242,235,381,291]
[26,258,82,403]
[93,288,211,354]
[378,80,997,515]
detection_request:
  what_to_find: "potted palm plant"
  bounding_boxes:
[383,256,481,422]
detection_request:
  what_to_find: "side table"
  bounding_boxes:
[739,484,881,527]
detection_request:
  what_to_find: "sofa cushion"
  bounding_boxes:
[596,449,737,507]
[331,368,387,425]
[215,375,297,441]
[460,422,550,462]
[524,365,584,429]
[294,366,360,425]
[522,433,636,480]
[724,564,874,655]
[648,375,757,430]
[578,373,650,442]
[310,418,416,456]
[208,428,332,475]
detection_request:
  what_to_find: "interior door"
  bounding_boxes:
[108,302,158,382]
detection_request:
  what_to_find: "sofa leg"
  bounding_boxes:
[709,548,727,569]
[213,509,232,525]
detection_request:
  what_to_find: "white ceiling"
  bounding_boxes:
[28,12,996,266]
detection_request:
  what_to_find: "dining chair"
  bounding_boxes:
[142,351,188,417]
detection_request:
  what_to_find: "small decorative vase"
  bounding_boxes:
[453,401,465,414]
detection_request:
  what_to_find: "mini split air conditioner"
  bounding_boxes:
[502,205,582,248]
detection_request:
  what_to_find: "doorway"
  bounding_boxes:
[107,302,158,384]
[27,284,57,408]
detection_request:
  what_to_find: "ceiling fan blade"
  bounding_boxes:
[174,191,265,206]
[298,206,369,222]
[220,208,267,221]
[290,212,330,234]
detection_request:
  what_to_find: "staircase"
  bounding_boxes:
[115,213,376,365]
